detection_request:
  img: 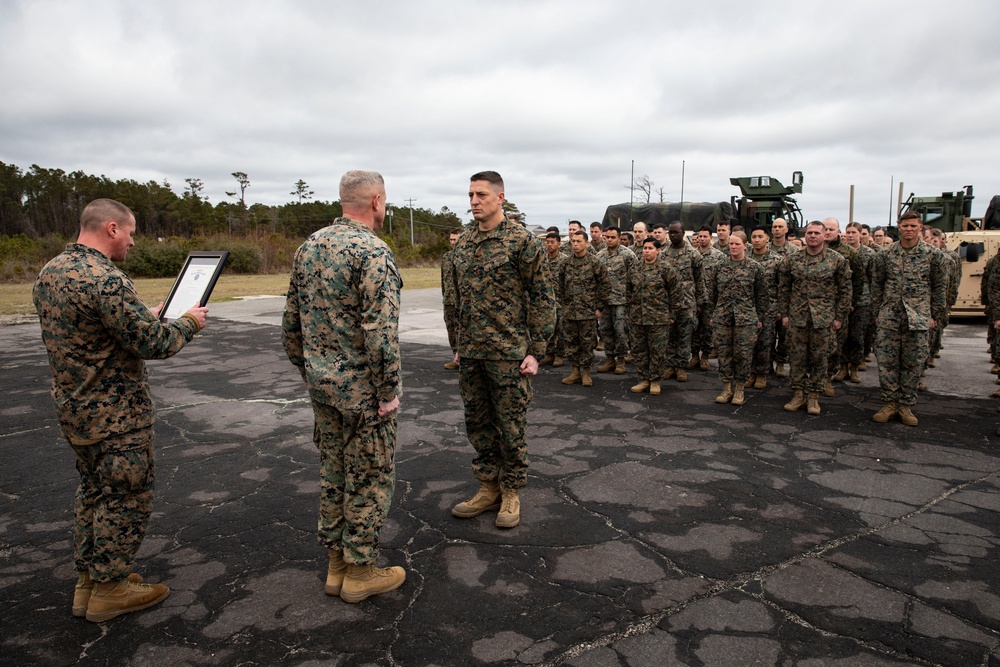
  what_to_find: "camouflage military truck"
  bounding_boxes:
[601,201,734,232]
[899,186,1000,317]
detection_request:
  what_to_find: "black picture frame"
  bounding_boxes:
[159,251,229,323]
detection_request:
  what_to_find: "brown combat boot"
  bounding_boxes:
[754,375,767,390]
[539,354,555,366]
[897,405,918,426]
[918,379,926,391]
[561,367,582,385]
[715,382,733,404]
[774,362,788,378]
[822,379,835,397]
[699,352,710,371]
[443,360,459,370]
[927,358,936,368]
[648,380,661,395]
[630,379,651,393]
[731,384,746,406]
[340,563,406,603]
[675,368,688,382]
[688,355,700,370]
[858,361,867,371]
[86,578,170,622]
[596,358,615,373]
[326,549,347,596]
[744,374,756,388]
[848,364,860,383]
[552,356,564,367]
[662,368,677,380]
[806,392,821,415]
[452,481,501,517]
[832,363,848,382]
[614,358,626,375]
[496,488,520,528]
[783,389,806,412]
[73,572,143,618]
[872,403,897,423]
[581,367,593,387]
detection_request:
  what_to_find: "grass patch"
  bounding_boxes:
[1,268,441,316]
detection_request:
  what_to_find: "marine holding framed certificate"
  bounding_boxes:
[159,251,229,323]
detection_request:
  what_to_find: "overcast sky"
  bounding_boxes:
[2,0,998,231]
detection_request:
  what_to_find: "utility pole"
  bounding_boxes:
[405,198,417,245]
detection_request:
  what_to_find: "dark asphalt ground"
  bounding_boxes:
[3,305,1000,667]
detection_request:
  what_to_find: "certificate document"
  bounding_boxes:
[160,251,229,322]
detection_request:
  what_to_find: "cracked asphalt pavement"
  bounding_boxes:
[3,289,1000,666]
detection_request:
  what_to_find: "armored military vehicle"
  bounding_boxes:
[729,171,805,235]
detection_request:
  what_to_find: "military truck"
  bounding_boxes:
[898,186,1000,317]
[601,171,804,235]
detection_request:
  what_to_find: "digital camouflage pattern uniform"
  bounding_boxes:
[558,252,610,369]
[595,245,637,360]
[982,252,1000,364]
[710,257,767,384]
[34,243,202,582]
[777,248,852,393]
[847,243,876,367]
[441,246,459,354]
[545,251,568,359]
[748,249,780,377]
[660,244,706,371]
[928,246,961,362]
[768,240,799,366]
[825,238,865,374]
[871,241,947,407]
[626,259,683,381]
[282,217,402,566]
[452,217,556,491]
[693,246,727,359]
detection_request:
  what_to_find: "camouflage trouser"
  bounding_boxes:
[546,307,565,357]
[314,400,396,566]
[598,304,629,358]
[846,305,868,366]
[714,322,758,383]
[876,324,929,406]
[692,307,713,356]
[774,318,789,363]
[71,427,154,582]
[459,359,532,490]
[865,308,878,357]
[631,323,670,380]
[665,309,696,370]
[752,318,775,376]
[927,312,948,364]
[444,304,459,353]
[788,324,835,392]
[828,314,850,373]
[563,318,597,368]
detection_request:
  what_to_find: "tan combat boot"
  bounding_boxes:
[340,563,406,603]
[872,403,897,423]
[832,363,848,382]
[897,405,918,426]
[918,379,926,391]
[688,355,700,370]
[73,571,143,618]
[561,367,582,385]
[744,374,756,388]
[806,392,821,415]
[858,361,867,371]
[848,364,861,383]
[699,352,710,371]
[715,382,733,404]
[675,368,688,382]
[552,356,564,367]
[496,488,520,528]
[774,362,788,378]
[326,549,347,596]
[614,358,626,375]
[662,368,676,380]
[443,360,459,370]
[822,379,835,397]
[927,358,936,368]
[648,380,661,395]
[539,354,555,366]
[581,367,593,387]
[596,357,616,373]
[783,389,806,412]
[754,375,767,390]
[86,578,170,622]
[630,379,651,393]
[731,384,746,406]
[452,481,501,517]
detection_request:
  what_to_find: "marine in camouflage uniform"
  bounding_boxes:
[441,229,462,365]
[982,251,1000,367]
[692,228,726,367]
[595,228,637,370]
[927,233,960,364]
[767,220,799,374]
[661,222,707,379]
[33,198,206,619]
[823,220,865,381]
[626,240,683,386]
[539,232,567,365]
[747,235,780,385]
[870,214,947,423]
[710,243,767,393]
[777,221,852,412]
[559,237,610,372]
[451,172,555,529]
[842,223,876,381]
[283,201,403,570]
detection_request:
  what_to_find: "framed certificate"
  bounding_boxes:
[159,251,229,322]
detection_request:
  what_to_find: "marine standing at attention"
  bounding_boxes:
[282,169,406,603]
[450,171,555,529]
[34,198,209,622]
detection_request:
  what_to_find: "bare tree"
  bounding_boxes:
[656,186,667,203]
[624,175,654,204]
